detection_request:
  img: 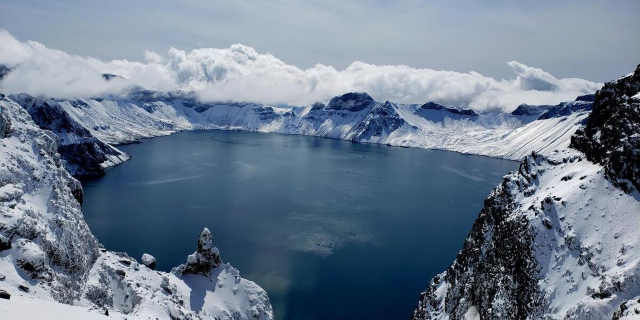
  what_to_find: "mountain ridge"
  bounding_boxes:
[411,65,640,320]
[8,89,595,176]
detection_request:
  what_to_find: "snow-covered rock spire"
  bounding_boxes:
[172,227,222,277]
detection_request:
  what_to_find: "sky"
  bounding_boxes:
[0,0,637,110]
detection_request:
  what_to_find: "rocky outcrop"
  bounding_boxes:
[141,253,156,270]
[537,99,593,120]
[420,101,478,117]
[511,103,551,116]
[0,64,10,81]
[327,92,376,112]
[172,228,222,277]
[571,64,640,192]
[412,66,640,320]
[511,94,594,120]
[0,105,11,138]
[101,73,122,81]
[351,101,406,140]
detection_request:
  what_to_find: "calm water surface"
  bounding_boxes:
[81,130,518,320]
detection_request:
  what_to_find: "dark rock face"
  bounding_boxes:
[538,100,593,120]
[0,235,11,252]
[101,73,122,81]
[0,65,11,81]
[511,94,594,120]
[0,104,11,138]
[571,64,640,192]
[188,102,217,113]
[0,289,10,300]
[575,93,596,102]
[125,87,177,102]
[141,253,156,270]
[412,155,541,320]
[420,102,478,117]
[512,94,595,120]
[125,87,259,114]
[511,104,551,116]
[253,106,279,121]
[172,228,222,277]
[67,99,90,109]
[352,101,406,140]
[327,92,376,112]
[9,94,128,177]
[67,178,84,206]
[310,102,325,111]
[141,102,164,113]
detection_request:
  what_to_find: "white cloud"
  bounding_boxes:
[0,29,602,111]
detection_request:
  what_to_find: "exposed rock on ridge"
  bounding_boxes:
[571,65,640,192]
[412,66,640,320]
[172,228,222,277]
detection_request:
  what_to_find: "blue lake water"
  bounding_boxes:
[81,130,518,319]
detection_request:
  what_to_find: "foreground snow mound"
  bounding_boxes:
[412,66,640,319]
[0,93,273,319]
[83,233,272,320]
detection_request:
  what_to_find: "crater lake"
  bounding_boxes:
[81,130,518,320]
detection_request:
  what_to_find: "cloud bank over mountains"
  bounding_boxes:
[0,30,601,112]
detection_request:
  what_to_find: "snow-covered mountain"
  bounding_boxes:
[3,60,637,320]
[0,92,273,319]
[411,65,640,319]
[33,87,592,162]
[8,93,129,176]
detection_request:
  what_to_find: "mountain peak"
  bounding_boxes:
[420,101,478,117]
[327,92,375,112]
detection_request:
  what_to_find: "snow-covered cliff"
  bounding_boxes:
[0,93,273,319]
[9,93,129,177]
[411,66,640,319]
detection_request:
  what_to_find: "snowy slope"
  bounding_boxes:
[412,65,640,320]
[56,90,593,162]
[9,93,130,176]
[1,294,147,320]
[0,93,273,319]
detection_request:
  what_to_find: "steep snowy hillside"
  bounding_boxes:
[9,93,129,176]
[0,93,273,319]
[53,89,593,161]
[412,66,640,319]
